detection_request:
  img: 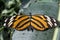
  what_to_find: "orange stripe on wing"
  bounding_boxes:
[12,16,29,28]
[31,22,45,31]
[31,19,43,28]
[40,15,46,20]
[18,19,30,27]
[32,16,48,28]
[16,22,30,31]
[15,16,21,20]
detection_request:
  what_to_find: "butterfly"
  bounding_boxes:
[3,13,58,31]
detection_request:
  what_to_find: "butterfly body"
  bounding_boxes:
[4,14,58,31]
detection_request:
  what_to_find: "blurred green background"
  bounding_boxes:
[0,0,60,40]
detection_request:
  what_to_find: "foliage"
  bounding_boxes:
[0,0,21,40]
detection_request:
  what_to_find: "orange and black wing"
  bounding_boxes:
[4,15,30,31]
[31,15,58,31]
[3,14,58,31]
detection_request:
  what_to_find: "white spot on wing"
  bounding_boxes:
[44,15,53,27]
[54,23,57,26]
[4,23,6,26]
[52,18,56,22]
[8,22,13,27]
[44,15,51,20]
[8,16,16,27]
[8,19,13,27]
[10,16,16,20]
[48,22,53,27]
[5,18,8,22]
